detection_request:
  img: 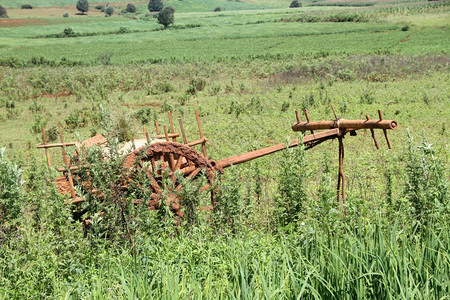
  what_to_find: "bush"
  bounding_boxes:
[105,6,114,16]
[126,3,136,13]
[94,5,104,10]
[21,4,33,9]
[63,12,69,17]
[289,0,302,8]
[214,7,221,12]
[0,5,8,18]
[76,0,89,14]
[0,148,24,223]
[404,131,448,224]
[157,6,174,28]
[275,137,307,228]
[148,0,163,12]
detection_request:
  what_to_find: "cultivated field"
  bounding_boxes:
[0,0,449,298]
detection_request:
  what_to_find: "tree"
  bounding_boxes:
[0,5,8,18]
[76,0,89,14]
[126,3,136,13]
[157,7,174,29]
[105,6,114,16]
[289,0,302,8]
[148,0,163,12]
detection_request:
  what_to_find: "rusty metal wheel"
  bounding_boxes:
[123,142,219,217]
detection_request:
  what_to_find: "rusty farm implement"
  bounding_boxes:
[37,105,397,217]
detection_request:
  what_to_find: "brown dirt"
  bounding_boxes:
[122,102,161,107]
[40,92,73,98]
[400,34,411,43]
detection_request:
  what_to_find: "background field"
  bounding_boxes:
[0,0,449,298]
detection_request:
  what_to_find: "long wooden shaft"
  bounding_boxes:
[216,129,339,169]
[292,119,397,131]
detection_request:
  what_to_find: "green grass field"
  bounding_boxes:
[0,0,449,298]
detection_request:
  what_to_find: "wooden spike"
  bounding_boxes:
[41,127,51,169]
[178,118,188,144]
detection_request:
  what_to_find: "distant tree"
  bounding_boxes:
[289,0,302,8]
[76,0,89,14]
[214,7,221,12]
[126,3,136,13]
[21,4,33,9]
[157,6,174,29]
[0,5,8,18]
[148,0,163,12]
[105,6,114,16]
[63,12,69,17]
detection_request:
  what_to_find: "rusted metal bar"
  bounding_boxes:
[143,126,150,144]
[155,120,160,135]
[337,136,345,202]
[295,110,301,123]
[178,118,188,144]
[378,109,392,149]
[168,111,177,142]
[36,142,77,149]
[187,138,208,147]
[216,129,339,169]
[304,109,314,134]
[195,110,208,159]
[164,126,176,170]
[292,119,397,132]
[365,114,379,149]
[156,133,180,139]
[163,126,170,142]
[330,103,338,119]
[41,127,51,168]
[56,166,79,172]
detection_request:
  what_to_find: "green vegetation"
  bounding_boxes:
[148,0,163,12]
[157,6,175,29]
[0,0,449,298]
[76,0,89,15]
[0,5,8,18]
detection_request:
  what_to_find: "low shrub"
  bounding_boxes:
[126,3,136,13]
[21,4,33,9]
[289,0,302,8]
